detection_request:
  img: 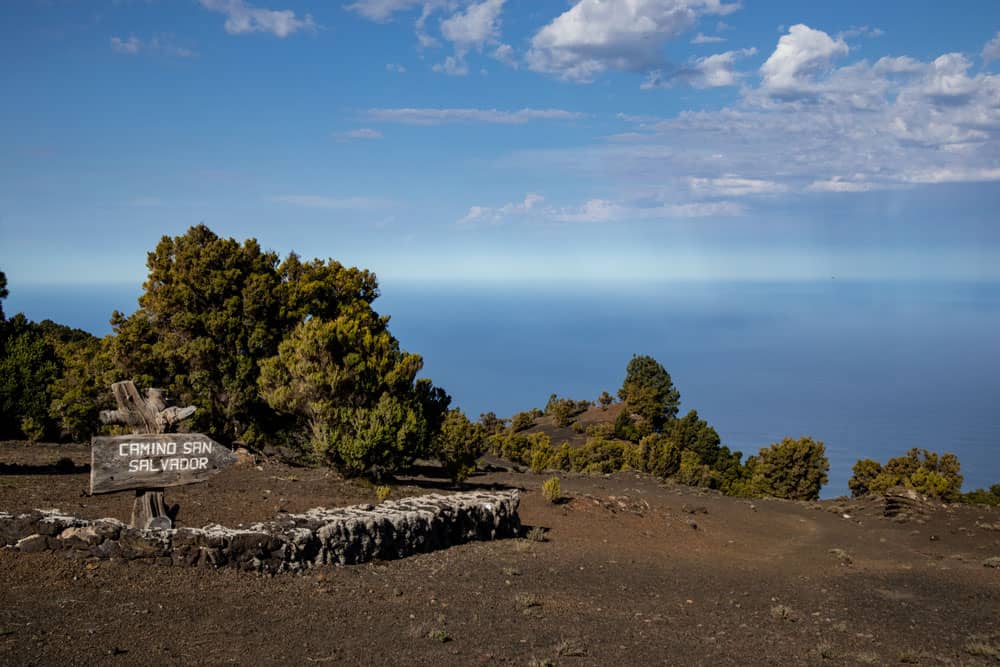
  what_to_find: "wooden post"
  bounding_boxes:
[99,381,196,529]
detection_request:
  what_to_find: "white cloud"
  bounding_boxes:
[333,128,384,142]
[366,107,584,124]
[272,195,389,209]
[440,0,505,50]
[806,178,874,193]
[526,0,740,82]
[345,0,429,22]
[760,24,848,95]
[691,32,726,44]
[386,63,407,73]
[459,193,544,223]
[642,47,755,89]
[459,193,742,224]
[110,34,198,57]
[110,36,142,54]
[199,0,315,38]
[688,175,786,196]
[433,55,469,76]
[492,43,517,67]
[984,32,1000,63]
[505,32,1000,210]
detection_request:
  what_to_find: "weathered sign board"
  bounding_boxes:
[93,380,237,529]
[90,433,236,495]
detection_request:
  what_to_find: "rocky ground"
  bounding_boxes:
[1,440,999,666]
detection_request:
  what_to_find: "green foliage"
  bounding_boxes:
[375,485,391,502]
[478,411,506,435]
[666,410,721,466]
[258,313,446,478]
[571,437,639,474]
[638,433,681,478]
[489,430,551,468]
[962,484,1000,506]
[541,477,561,503]
[510,410,537,432]
[100,225,448,473]
[48,332,114,441]
[613,409,647,443]
[585,421,615,439]
[597,391,614,409]
[747,437,829,501]
[549,442,573,471]
[848,458,883,497]
[530,442,553,473]
[0,314,61,439]
[544,394,591,427]
[433,409,485,484]
[617,354,680,432]
[848,448,963,502]
[676,449,715,487]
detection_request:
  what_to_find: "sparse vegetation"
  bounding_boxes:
[544,394,592,427]
[375,485,391,502]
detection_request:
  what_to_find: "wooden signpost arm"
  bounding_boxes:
[98,381,197,529]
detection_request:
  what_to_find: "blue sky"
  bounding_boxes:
[3,0,1000,286]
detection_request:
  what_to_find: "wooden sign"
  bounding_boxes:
[90,433,236,495]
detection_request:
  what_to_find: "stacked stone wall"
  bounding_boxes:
[0,490,520,573]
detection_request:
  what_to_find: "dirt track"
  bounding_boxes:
[2,441,999,665]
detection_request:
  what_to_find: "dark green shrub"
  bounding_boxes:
[586,421,615,439]
[530,441,554,473]
[571,437,639,474]
[617,354,680,432]
[614,409,648,443]
[549,442,573,471]
[667,410,721,466]
[433,409,486,484]
[676,449,715,487]
[598,391,614,409]
[848,458,883,497]
[962,484,1000,506]
[478,411,506,435]
[510,411,537,432]
[545,394,592,427]
[747,437,829,501]
[847,448,963,502]
[639,433,681,478]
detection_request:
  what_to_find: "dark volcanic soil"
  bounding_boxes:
[2,441,999,666]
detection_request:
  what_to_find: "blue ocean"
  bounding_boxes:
[8,280,1000,498]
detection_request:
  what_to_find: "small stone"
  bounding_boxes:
[984,557,1000,568]
[16,534,49,553]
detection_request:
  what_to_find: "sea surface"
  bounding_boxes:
[8,280,1000,498]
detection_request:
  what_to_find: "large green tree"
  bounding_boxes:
[618,354,681,432]
[109,224,444,451]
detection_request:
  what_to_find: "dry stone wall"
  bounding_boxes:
[0,490,520,573]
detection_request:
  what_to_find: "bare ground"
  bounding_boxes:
[1,440,999,666]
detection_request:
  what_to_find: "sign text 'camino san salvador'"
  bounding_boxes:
[90,433,236,495]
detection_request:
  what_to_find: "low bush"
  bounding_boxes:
[847,448,963,502]
[433,409,486,484]
[541,477,561,503]
[545,394,592,427]
[962,484,1000,506]
[747,436,829,501]
[510,411,537,433]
